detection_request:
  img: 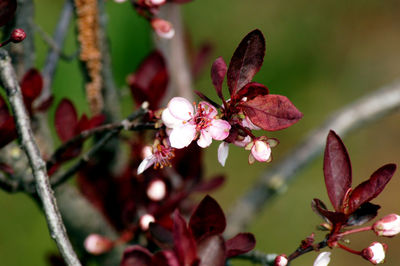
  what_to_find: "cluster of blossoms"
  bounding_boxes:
[274,131,398,266]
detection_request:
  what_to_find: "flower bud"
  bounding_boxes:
[84,234,113,255]
[373,214,400,237]
[147,179,167,201]
[361,242,387,265]
[274,254,288,266]
[139,214,155,231]
[313,252,331,266]
[251,139,271,162]
[151,18,175,39]
[10,28,26,43]
[144,0,166,6]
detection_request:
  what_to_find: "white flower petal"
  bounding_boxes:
[251,140,271,162]
[169,124,196,149]
[199,101,218,117]
[197,130,213,148]
[137,156,155,175]
[313,252,331,266]
[162,108,182,128]
[168,97,194,121]
[209,119,231,140]
[218,142,229,166]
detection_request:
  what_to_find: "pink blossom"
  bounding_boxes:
[218,142,229,166]
[139,214,155,231]
[84,234,113,255]
[151,18,175,39]
[313,252,331,266]
[248,139,271,164]
[137,142,175,175]
[274,254,288,266]
[147,179,167,201]
[373,214,400,237]
[162,97,231,149]
[362,242,387,265]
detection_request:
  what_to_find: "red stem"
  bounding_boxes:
[337,242,362,255]
[336,226,372,238]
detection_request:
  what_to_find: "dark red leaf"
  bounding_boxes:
[129,51,168,109]
[153,251,180,266]
[233,82,269,102]
[211,57,227,100]
[227,29,265,95]
[226,233,256,258]
[311,198,347,224]
[149,222,174,249]
[0,0,17,27]
[194,91,220,109]
[173,210,198,266]
[348,164,396,214]
[55,99,78,142]
[36,95,54,112]
[120,245,152,266]
[79,114,105,132]
[323,130,352,212]
[0,116,16,148]
[239,94,303,131]
[189,195,226,241]
[0,162,13,175]
[21,69,43,100]
[192,175,225,193]
[197,235,226,266]
[346,202,380,226]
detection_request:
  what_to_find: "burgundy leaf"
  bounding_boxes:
[192,175,225,193]
[346,202,380,227]
[0,116,16,148]
[233,82,269,102]
[129,51,168,109]
[189,195,226,241]
[36,95,54,112]
[149,222,174,249]
[21,69,43,101]
[153,250,180,266]
[194,91,220,109]
[348,164,396,214]
[173,210,198,266]
[311,198,347,224]
[323,130,352,212]
[82,114,105,132]
[227,29,265,95]
[0,0,17,27]
[55,99,78,142]
[197,235,226,266]
[120,245,152,266]
[0,162,13,175]
[226,233,256,258]
[211,57,227,100]
[240,94,303,131]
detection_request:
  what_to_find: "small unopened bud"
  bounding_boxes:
[274,254,288,266]
[362,242,387,265]
[10,28,26,43]
[139,214,155,231]
[145,0,166,6]
[373,214,400,237]
[151,18,175,39]
[313,252,331,266]
[251,140,271,162]
[84,234,113,255]
[147,179,167,201]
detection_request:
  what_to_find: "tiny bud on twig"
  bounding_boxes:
[10,28,26,43]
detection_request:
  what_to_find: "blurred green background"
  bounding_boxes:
[1,0,400,265]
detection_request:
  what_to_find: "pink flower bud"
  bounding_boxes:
[139,214,155,231]
[313,252,331,266]
[144,0,166,5]
[151,18,175,39]
[10,29,26,43]
[147,179,167,201]
[373,214,400,237]
[274,254,288,266]
[251,140,271,162]
[84,234,113,255]
[362,242,387,265]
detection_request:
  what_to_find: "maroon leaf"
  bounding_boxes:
[323,130,352,212]
[120,245,152,266]
[149,222,174,249]
[346,202,380,226]
[197,235,226,266]
[0,162,13,175]
[189,195,226,241]
[348,164,396,214]
[226,233,256,258]
[233,82,269,102]
[55,99,78,142]
[0,116,16,148]
[192,175,225,193]
[211,57,227,100]
[129,51,168,109]
[21,69,43,100]
[173,210,198,266]
[79,114,105,132]
[240,94,303,131]
[227,29,265,95]
[36,95,54,112]
[311,198,346,224]
[153,250,180,266]
[194,91,220,109]
[0,0,17,27]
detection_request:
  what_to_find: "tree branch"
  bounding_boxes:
[226,80,400,237]
[0,49,81,266]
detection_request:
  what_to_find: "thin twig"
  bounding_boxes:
[226,80,400,237]
[50,108,148,187]
[0,49,81,266]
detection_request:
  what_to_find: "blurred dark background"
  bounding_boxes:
[0,0,399,265]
